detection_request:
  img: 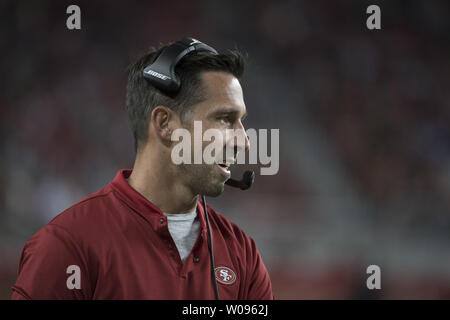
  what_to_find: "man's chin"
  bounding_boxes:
[202,181,225,197]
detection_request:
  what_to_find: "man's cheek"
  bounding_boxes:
[202,128,226,164]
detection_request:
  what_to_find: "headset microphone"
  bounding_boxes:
[225,170,255,190]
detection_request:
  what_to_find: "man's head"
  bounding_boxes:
[126,41,249,197]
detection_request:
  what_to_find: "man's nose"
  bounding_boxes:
[234,122,250,153]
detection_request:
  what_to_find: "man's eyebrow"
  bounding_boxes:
[211,108,248,120]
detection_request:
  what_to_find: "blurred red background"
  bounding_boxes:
[0,0,449,299]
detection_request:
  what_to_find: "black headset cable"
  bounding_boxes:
[202,195,220,300]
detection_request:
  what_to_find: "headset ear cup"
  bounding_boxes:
[142,38,218,95]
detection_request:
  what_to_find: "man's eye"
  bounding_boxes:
[218,116,232,124]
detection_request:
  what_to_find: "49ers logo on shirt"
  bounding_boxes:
[214,266,236,285]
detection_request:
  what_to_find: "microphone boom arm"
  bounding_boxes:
[224,170,255,190]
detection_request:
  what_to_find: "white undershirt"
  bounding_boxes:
[163,209,200,263]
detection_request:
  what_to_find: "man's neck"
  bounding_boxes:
[127,151,198,214]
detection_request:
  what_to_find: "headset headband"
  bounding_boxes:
[143,37,218,95]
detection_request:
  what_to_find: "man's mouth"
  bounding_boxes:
[216,162,232,177]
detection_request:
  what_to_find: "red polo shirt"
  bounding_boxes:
[11,169,274,300]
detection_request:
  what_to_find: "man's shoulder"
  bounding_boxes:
[44,184,116,233]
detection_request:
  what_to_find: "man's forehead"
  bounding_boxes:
[198,71,246,115]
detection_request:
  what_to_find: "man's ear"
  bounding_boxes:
[150,106,179,142]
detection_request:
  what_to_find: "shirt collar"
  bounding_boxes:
[110,169,207,232]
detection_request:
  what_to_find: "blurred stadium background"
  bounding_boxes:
[1,0,449,299]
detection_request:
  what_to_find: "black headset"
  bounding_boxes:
[143,37,255,300]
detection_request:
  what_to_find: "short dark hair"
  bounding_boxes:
[125,42,245,153]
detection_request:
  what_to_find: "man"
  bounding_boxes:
[11,38,274,299]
